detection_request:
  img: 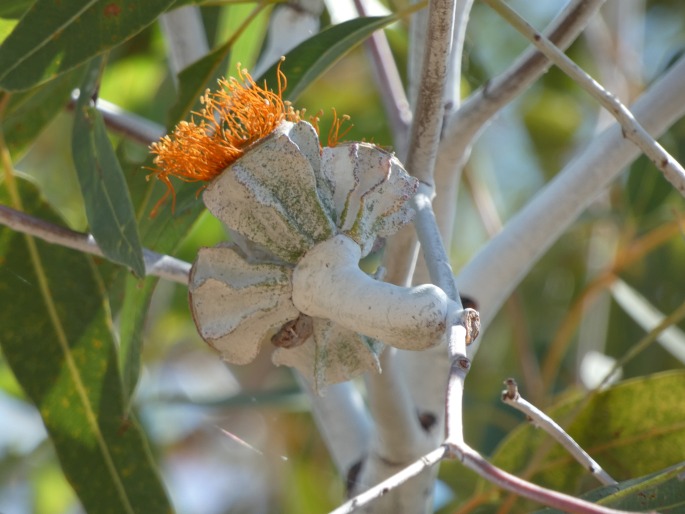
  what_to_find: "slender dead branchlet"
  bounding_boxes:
[482,0,685,198]
[502,378,618,487]
[336,441,635,514]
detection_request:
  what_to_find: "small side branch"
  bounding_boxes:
[482,0,685,197]
[0,205,190,284]
[66,97,164,146]
[501,378,618,487]
[451,444,637,514]
[334,442,637,514]
[329,446,448,514]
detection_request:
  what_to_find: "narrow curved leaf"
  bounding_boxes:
[257,15,400,102]
[116,153,206,401]
[0,0,176,91]
[0,178,173,514]
[72,58,145,277]
[488,370,685,508]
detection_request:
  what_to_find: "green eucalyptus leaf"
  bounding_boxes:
[0,177,173,514]
[72,57,145,277]
[257,15,400,102]
[488,370,685,509]
[2,65,86,159]
[0,0,176,91]
[115,157,205,400]
[119,274,157,402]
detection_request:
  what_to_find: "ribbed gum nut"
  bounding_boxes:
[189,243,299,364]
[201,121,336,264]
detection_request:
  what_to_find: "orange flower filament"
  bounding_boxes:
[148,62,299,215]
[327,108,352,147]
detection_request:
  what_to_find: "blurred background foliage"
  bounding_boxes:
[0,1,684,513]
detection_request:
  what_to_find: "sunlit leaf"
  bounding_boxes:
[257,15,401,102]
[0,177,172,514]
[0,0,176,91]
[487,370,685,509]
[72,57,145,277]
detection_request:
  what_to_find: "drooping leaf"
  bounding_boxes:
[113,148,205,401]
[2,64,86,159]
[72,57,145,277]
[257,15,402,102]
[167,42,231,128]
[0,177,173,514]
[118,274,157,402]
[486,371,685,510]
[0,0,177,91]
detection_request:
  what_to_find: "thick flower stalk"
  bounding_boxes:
[150,66,462,390]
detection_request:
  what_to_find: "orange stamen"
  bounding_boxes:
[327,108,352,147]
[148,59,299,215]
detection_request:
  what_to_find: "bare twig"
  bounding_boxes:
[353,3,462,511]
[0,205,190,284]
[439,0,606,182]
[483,0,685,197]
[501,378,617,486]
[66,97,164,146]
[335,441,637,514]
[401,0,604,438]
[435,0,606,233]
[449,443,638,514]
[455,53,685,351]
[97,98,164,144]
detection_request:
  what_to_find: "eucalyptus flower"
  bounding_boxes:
[150,64,458,391]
